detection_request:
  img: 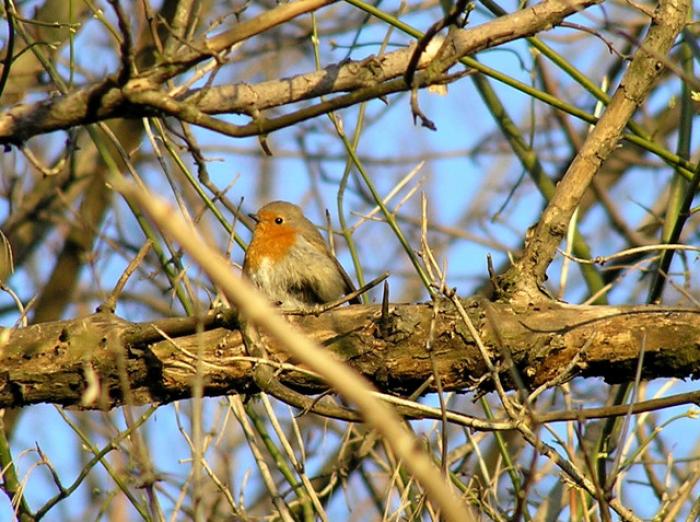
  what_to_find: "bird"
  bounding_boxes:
[242,201,361,308]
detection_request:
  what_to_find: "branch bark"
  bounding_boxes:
[502,0,689,301]
[0,0,600,144]
[2,299,699,410]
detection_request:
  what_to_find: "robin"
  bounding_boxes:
[243,201,361,308]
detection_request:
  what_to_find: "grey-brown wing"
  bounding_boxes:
[333,255,361,305]
[307,220,361,305]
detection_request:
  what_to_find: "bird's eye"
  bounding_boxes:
[274,217,284,225]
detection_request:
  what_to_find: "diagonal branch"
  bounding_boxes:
[500,0,689,302]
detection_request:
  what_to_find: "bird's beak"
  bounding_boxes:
[248,212,259,224]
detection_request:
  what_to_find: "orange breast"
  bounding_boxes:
[244,224,297,272]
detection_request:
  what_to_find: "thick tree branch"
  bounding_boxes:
[0,0,600,144]
[1,299,699,411]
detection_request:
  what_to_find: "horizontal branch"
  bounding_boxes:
[1,298,699,410]
[0,0,599,144]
